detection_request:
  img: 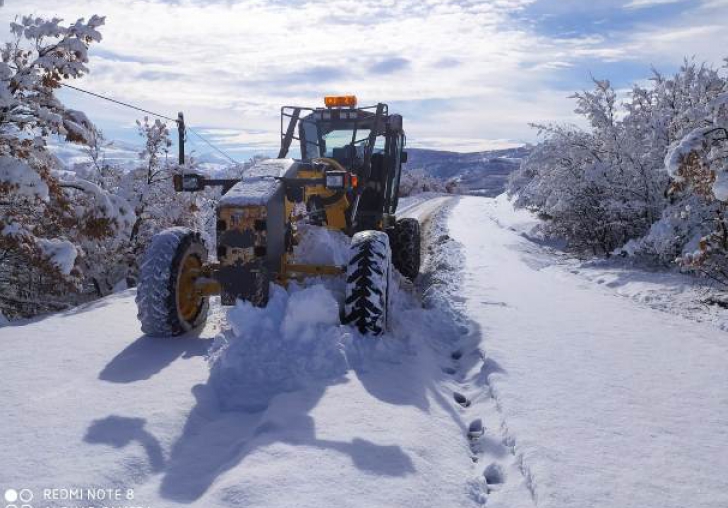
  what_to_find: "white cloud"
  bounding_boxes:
[700,0,728,7]
[408,137,527,152]
[624,0,683,9]
[607,23,728,67]
[4,0,563,151]
[3,0,727,153]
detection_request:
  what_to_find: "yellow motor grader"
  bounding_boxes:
[135,96,420,336]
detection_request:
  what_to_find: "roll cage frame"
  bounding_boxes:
[278,103,407,226]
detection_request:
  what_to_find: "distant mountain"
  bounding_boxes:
[49,139,141,169]
[50,139,528,197]
[405,146,529,196]
[49,140,235,175]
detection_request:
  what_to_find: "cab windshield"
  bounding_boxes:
[322,129,384,157]
[322,129,368,157]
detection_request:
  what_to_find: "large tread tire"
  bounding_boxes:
[342,231,392,335]
[136,227,209,337]
[390,218,421,281]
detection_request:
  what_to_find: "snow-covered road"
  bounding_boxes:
[1,194,726,508]
[449,196,728,508]
[0,196,492,508]
[398,193,452,220]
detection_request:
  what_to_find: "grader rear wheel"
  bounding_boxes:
[136,227,209,337]
[390,218,421,280]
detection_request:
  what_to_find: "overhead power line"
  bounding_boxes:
[61,83,179,122]
[187,126,240,165]
[60,82,241,164]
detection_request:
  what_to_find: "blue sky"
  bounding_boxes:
[4,0,728,159]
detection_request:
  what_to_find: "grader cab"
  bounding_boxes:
[135,96,420,336]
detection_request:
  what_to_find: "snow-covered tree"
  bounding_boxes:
[0,13,134,318]
[67,123,231,294]
[119,117,221,279]
[509,61,727,258]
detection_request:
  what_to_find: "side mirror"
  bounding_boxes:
[401,151,408,164]
[173,173,206,192]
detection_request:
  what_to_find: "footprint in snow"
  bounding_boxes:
[453,391,471,408]
[468,419,484,440]
[484,463,505,493]
[484,463,505,485]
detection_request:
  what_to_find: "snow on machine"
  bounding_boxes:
[135,96,420,336]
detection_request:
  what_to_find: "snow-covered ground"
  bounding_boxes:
[484,195,728,331]
[0,197,500,508]
[448,195,728,508]
[1,194,727,508]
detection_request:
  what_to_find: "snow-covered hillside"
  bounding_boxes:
[49,140,235,175]
[1,195,727,508]
[50,141,528,196]
[406,147,529,196]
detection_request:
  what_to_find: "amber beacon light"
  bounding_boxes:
[324,95,357,108]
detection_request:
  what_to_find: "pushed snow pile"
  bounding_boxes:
[293,225,351,266]
[209,284,351,412]
[208,277,438,413]
[208,219,461,413]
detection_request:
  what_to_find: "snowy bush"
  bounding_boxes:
[509,61,728,262]
[70,122,226,291]
[0,9,262,320]
[661,90,728,284]
[399,169,452,196]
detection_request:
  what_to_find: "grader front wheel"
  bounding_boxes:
[342,231,392,335]
[136,227,210,337]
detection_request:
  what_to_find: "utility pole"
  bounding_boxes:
[177,112,185,166]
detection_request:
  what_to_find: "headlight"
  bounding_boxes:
[173,173,206,192]
[325,172,346,189]
[183,175,202,190]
